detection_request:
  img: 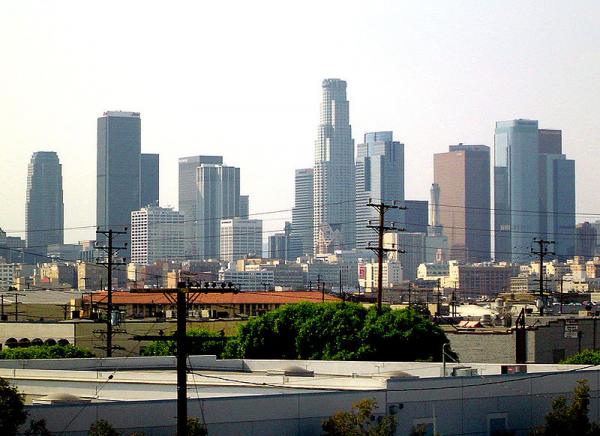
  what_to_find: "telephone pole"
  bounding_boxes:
[366,200,405,312]
[96,228,127,357]
[131,281,238,436]
[531,238,555,316]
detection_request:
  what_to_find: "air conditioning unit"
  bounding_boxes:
[452,367,479,377]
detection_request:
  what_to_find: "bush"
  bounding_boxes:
[0,345,94,360]
[322,398,396,436]
[561,350,600,365]
[141,328,227,357]
[223,302,455,362]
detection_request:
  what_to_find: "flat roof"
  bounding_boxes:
[84,291,340,305]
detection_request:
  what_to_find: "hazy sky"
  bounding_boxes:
[1,0,599,244]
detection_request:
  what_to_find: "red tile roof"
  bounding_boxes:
[84,291,340,305]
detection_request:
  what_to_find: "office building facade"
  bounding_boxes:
[220,218,262,263]
[140,153,159,207]
[404,200,428,234]
[239,195,249,219]
[178,156,241,260]
[313,79,356,254]
[434,144,490,262]
[131,206,184,265]
[291,168,314,257]
[537,130,575,260]
[355,131,404,249]
[26,151,64,259]
[494,120,540,262]
[97,111,141,260]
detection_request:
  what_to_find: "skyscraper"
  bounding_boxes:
[434,144,491,262]
[313,79,355,254]
[97,111,141,260]
[178,156,240,259]
[404,200,429,234]
[140,153,159,207]
[355,131,404,249]
[26,151,64,258]
[291,168,313,257]
[179,155,222,258]
[494,119,540,262]
[495,121,576,263]
[537,130,575,260]
[239,195,249,219]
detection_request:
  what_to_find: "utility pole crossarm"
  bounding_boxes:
[366,200,405,313]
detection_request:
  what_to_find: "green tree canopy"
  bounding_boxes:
[141,328,226,357]
[223,302,455,361]
[0,377,27,436]
[0,344,94,360]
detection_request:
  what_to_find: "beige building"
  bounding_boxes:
[77,262,105,291]
[358,260,403,292]
[449,261,512,297]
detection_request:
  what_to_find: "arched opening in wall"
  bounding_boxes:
[44,338,57,346]
[18,338,31,348]
[31,338,43,346]
[57,339,70,346]
[5,338,17,348]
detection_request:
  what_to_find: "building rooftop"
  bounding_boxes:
[83,291,340,305]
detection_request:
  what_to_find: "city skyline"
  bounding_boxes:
[2,2,599,246]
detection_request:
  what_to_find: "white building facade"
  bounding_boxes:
[313,79,356,254]
[131,206,184,265]
[220,218,262,263]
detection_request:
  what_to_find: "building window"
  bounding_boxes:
[488,413,508,436]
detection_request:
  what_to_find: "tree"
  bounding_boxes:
[88,419,119,436]
[223,302,455,362]
[322,398,396,436]
[141,328,227,357]
[0,377,27,435]
[23,419,51,436]
[530,379,600,436]
[0,344,94,360]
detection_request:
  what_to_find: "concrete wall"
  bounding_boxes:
[17,368,600,436]
[447,331,516,363]
[0,319,246,356]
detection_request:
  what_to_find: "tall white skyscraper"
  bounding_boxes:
[355,131,404,249]
[313,79,356,254]
[220,218,262,263]
[131,206,184,265]
[291,168,313,257]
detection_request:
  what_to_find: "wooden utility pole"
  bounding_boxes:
[531,238,555,316]
[131,281,238,436]
[366,200,405,312]
[96,228,127,357]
